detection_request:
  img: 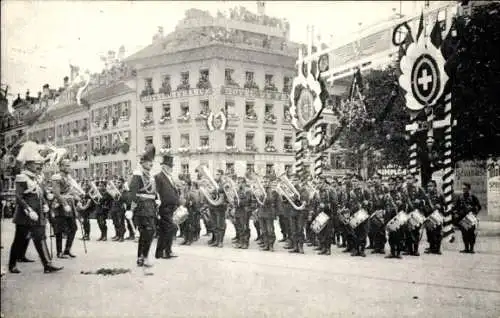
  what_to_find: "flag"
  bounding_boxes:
[416,11,424,41]
[348,68,364,100]
[398,29,414,60]
[430,19,443,48]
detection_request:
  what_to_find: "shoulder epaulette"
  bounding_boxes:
[51,173,62,181]
[15,173,29,183]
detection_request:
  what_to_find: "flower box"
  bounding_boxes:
[226,145,239,152]
[178,147,190,154]
[159,147,172,155]
[177,114,190,122]
[141,118,153,127]
[159,116,171,124]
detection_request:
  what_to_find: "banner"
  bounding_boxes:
[487,159,500,220]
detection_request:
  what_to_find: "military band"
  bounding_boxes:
[6,140,487,277]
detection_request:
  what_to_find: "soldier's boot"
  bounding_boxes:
[268,241,274,252]
[289,241,299,253]
[284,239,294,249]
[324,244,331,255]
[216,230,225,248]
[261,241,270,251]
[359,245,366,257]
[208,233,215,245]
[111,234,119,241]
[297,242,305,254]
[278,235,287,243]
[56,234,66,258]
[209,233,219,247]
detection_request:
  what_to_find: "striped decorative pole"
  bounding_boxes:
[440,93,455,240]
[313,123,325,179]
[294,130,305,180]
[408,116,420,179]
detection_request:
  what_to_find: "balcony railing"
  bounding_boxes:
[159,116,171,124]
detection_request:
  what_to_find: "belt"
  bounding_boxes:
[137,193,155,200]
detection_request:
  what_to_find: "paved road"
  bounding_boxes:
[1,220,499,318]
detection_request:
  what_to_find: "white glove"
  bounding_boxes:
[155,199,161,206]
[42,204,49,213]
[46,193,54,200]
[27,208,39,222]
[64,205,71,213]
[125,210,133,220]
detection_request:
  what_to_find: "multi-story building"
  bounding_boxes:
[125,7,301,177]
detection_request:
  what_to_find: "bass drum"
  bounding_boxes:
[173,205,189,225]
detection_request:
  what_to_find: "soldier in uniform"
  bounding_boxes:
[154,153,182,259]
[208,169,229,248]
[8,143,63,274]
[187,180,203,243]
[385,177,405,259]
[316,178,336,255]
[259,174,281,252]
[348,175,372,257]
[423,180,445,254]
[288,179,308,254]
[109,178,130,242]
[128,145,158,267]
[51,159,79,258]
[95,181,112,241]
[77,183,94,241]
[402,174,427,256]
[369,174,388,254]
[454,182,482,254]
[234,176,253,249]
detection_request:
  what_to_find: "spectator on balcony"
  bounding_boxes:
[246,108,257,120]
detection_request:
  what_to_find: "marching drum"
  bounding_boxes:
[408,209,426,230]
[370,209,386,229]
[459,212,479,231]
[386,211,409,233]
[173,205,189,225]
[349,209,369,230]
[424,210,444,231]
[311,212,330,234]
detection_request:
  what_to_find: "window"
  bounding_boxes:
[142,78,154,96]
[162,135,171,148]
[284,164,292,174]
[266,164,275,176]
[181,134,190,147]
[265,74,274,86]
[265,103,273,114]
[200,100,209,115]
[283,76,291,92]
[245,101,257,119]
[121,101,130,118]
[226,132,235,147]
[245,133,254,148]
[180,102,189,116]
[145,136,153,145]
[181,164,189,175]
[199,69,209,81]
[200,135,209,147]
[225,68,235,85]
[162,103,171,118]
[225,99,235,116]
[181,72,189,85]
[159,75,171,94]
[246,163,255,173]
[284,136,292,150]
[226,162,235,175]
[265,135,274,145]
[245,71,254,83]
[145,107,153,119]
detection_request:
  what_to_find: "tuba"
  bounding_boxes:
[246,173,266,206]
[66,174,86,201]
[221,175,240,207]
[196,165,224,206]
[275,174,306,210]
[106,180,121,200]
[88,181,103,204]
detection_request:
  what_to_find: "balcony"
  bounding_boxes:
[140,87,214,102]
[264,145,277,153]
[264,113,277,124]
[196,145,210,153]
[177,113,191,123]
[220,86,289,101]
[225,145,239,153]
[159,115,171,124]
[195,111,210,121]
[245,144,258,153]
[141,118,154,127]
[178,147,190,155]
[284,145,294,153]
[159,147,173,155]
[196,78,212,89]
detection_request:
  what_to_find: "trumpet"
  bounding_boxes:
[275,174,306,210]
[196,165,224,206]
[66,174,86,201]
[106,180,121,200]
[246,173,266,206]
[88,181,103,204]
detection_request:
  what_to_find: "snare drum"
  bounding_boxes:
[408,209,426,230]
[349,209,369,229]
[386,211,409,233]
[459,212,478,231]
[311,212,330,234]
[370,209,386,229]
[424,210,444,231]
[173,205,189,225]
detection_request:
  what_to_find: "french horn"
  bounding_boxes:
[275,174,306,210]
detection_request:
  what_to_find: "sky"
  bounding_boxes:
[1,0,427,105]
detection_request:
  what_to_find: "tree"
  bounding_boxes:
[449,2,500,162]
[327,66,409,175]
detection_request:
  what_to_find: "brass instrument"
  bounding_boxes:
[221,175,240,207]
[275,174,305,210]
[66,174,86,201]
[88,181,103,204]
[246,173,266,206]
[196,165,224,206]
[106,180,121,200]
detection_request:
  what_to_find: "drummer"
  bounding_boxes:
[348,175,372,257]
[403,174,427,256]
[385,177,405,259]
[423,180,445,254]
